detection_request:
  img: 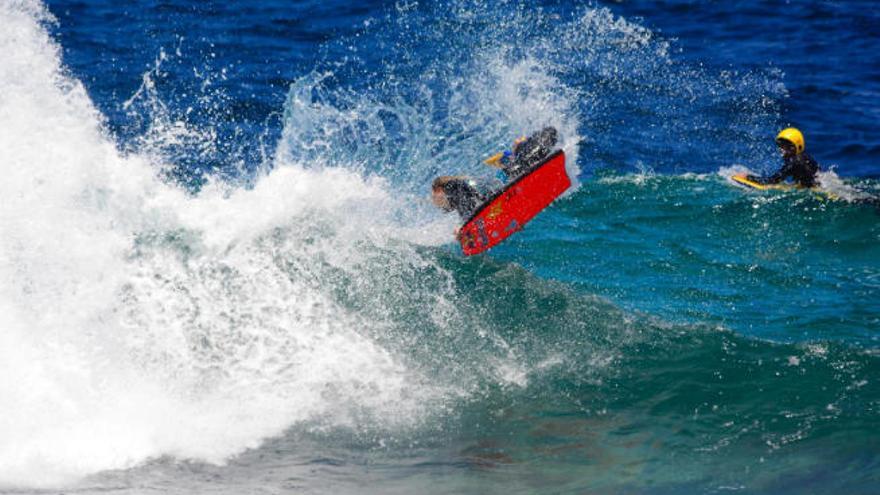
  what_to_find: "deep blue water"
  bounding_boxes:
[47,0,880,179]
[1,0,878,493]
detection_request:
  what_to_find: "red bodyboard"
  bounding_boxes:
[458,150,570,256]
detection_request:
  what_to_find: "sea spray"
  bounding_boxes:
[3,1,879,493]
[0,1,450,486]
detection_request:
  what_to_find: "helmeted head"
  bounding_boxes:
[776,127,805,155]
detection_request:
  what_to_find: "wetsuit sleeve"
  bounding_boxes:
[752,160,794,185]
[444,180,484,219]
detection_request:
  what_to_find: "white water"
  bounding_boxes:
[0,0,606,486]
[0,1,453,487]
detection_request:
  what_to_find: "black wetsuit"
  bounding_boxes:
[443,178,484,219]
[503,126,558,179]
[750,152,820,188]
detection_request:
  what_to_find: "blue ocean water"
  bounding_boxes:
[1,0,878,493]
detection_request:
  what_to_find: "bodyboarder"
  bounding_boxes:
[747,127,820,188]
[430,126,558,219]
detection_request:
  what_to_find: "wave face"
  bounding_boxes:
[1,0,879,493]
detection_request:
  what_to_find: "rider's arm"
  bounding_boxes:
[748,160,793,185]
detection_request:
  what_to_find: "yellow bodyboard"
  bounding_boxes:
[729,173,838,200]
[730,174,798,191]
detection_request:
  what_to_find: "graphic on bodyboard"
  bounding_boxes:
[458,150,570,256]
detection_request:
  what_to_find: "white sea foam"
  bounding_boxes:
[0,0,651,487]
[816,167,872,202]
[0,1,452,487]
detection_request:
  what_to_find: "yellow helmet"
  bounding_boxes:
[776,127,805,154]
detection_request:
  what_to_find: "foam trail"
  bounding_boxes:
[816,168,875,202]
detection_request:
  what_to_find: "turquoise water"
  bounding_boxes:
[1,0,879,493]
[514,174,880,345]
